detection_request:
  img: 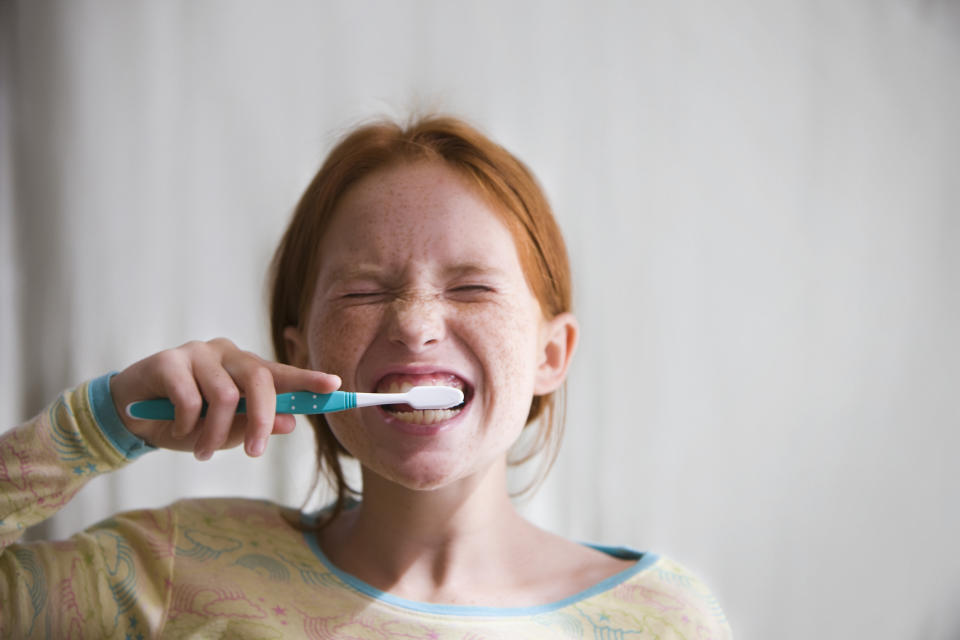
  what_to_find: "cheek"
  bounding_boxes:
[306,307,381,375]
[461,302,542,398]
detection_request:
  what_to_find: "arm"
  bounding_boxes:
[0,375,166,637]
[0,375,153,546]
[1,339,340,637]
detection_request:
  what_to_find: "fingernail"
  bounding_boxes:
[195,449,212,461]
[248,438,265,457]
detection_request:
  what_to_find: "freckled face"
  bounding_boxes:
[296,162,548,491]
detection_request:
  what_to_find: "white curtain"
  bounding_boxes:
[3,1,959,637]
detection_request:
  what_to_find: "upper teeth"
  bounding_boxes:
[383,381,415,394]
[379,378,465,394]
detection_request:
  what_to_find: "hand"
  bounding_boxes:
[109,338,340,460]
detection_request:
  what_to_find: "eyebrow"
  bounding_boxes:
[325,262,508,283]
[325,264,389,282]
[444,263,508,279]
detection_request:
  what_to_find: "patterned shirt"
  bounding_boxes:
[0,375,732,638]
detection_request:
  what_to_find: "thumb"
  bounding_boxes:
[266,361,341,394]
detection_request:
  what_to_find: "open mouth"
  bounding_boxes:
[374,372,471,425]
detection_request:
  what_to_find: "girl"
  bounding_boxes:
[1,116,731,638]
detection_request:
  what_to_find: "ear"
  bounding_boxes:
[534,312,579,395]
[283,326,309,369]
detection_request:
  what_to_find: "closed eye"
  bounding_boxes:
[342,291,387,299]
[447,285,496,301]
[451,285,493,293]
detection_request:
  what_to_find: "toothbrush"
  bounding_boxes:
[125,386,465,421]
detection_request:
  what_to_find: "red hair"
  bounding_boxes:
[269,115,571,520]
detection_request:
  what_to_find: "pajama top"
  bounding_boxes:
[0,375,732,638]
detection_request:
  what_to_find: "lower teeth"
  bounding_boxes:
[388,408,460,425]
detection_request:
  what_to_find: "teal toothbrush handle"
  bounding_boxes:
[275,391,356,414]
[126,391,357,421]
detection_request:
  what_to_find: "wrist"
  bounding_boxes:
[92,373,156,459]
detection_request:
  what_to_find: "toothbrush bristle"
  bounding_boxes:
[406,385,465,410]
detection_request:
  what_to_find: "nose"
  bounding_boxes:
[385,293,446,352]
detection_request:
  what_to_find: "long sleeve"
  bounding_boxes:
[0,375,170,638]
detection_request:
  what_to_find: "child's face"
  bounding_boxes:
[285,161,558,491]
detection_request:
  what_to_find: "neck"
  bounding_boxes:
[319,458,537,602]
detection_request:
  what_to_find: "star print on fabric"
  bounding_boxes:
[71,462,97,475]
[273,605,286,616]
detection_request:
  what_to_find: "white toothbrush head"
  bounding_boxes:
[403,386,464,410]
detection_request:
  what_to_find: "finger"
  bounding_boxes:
[224,358,277,457]
[166,374,205,440]
[271,413,297,435]
[192,355,241,460]
[217,415,251,451]
[266,360,341,394]
[152,349,205,440]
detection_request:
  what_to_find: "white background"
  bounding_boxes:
[2,1,959,637]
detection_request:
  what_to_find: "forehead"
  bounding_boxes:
[316,162,523,275]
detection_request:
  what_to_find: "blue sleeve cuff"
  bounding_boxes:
[88,372,157,459]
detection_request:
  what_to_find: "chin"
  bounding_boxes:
[383,464,465,492]
[366,452,483,492]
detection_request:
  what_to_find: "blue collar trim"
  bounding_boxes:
[299,510,659,617]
